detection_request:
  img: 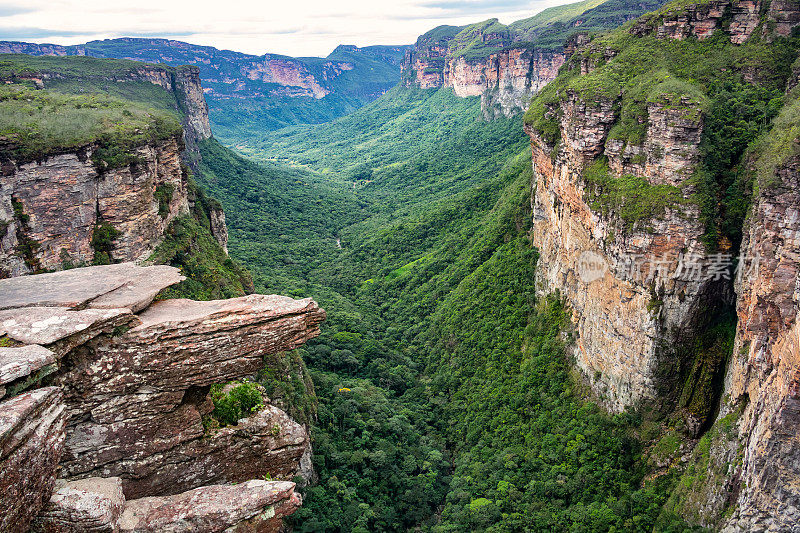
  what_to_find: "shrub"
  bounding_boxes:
[91,222,121,265]
[210,381,264,426]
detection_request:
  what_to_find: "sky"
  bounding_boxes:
[0,0,574,57]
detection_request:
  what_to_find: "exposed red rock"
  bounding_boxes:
[118,480,301,533]
[0,387,66,533]
[33,477,126,533]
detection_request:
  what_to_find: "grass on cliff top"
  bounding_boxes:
[583,157,686,232]
[0,53,178,80]
[509,0,608,39]
[0,82,180,161]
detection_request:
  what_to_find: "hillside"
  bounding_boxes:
[0,38,411,135]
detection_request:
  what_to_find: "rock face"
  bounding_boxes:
[119,479,301,533]
[719,153,800,531]
[630,0,800,44]
[0,263,324,531]
[402,30,568,116]
[0,387,66,533]
[526,90,713,411]
[527,0,800,529]
[0,135,190,277]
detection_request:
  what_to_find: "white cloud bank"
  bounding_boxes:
[0,0,572,57]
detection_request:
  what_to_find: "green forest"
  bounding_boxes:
[194,87,700,531]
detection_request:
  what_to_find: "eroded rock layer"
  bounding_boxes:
[0,263,324,530]
[0,136,189,277]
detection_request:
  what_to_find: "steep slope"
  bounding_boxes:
[401,0,667,117]
[524,0,800,528]
[0,38,411,135]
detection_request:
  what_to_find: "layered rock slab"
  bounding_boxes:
[0,262,323,530]
[33,477,126,533]
[119,480,301,533]
[0,387,66,533]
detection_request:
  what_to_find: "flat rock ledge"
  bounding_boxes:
[31,476,301,533]
[0,263,325,531]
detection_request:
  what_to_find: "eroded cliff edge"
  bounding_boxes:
[526,0,800,529]
[0,263,325,532]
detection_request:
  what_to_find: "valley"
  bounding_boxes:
[2,0,800,531]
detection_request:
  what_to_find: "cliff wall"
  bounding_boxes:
[0,135,190,277]
[402,38,569,117]
[0,263,325,532]
[525,0,800,529]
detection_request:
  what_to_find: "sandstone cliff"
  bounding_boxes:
[401,0,663,116]
[0,263,325,532]
[401,23,569,116]
[525,0,800,529]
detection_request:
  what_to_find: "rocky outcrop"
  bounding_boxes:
[0,135,190,277]
[0,387,66,533]
[33,476,302,532]
[718,153,800,531]
[119,479,301,533]
[402,31,568,116]
[33,477,126,532]
[0,263,324,530]
[631,0,800,44]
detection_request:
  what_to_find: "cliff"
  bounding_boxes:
[1,135,189,277]
[0,263,325,532]
[401,0,666,116]
[525,0,800,529]
[0,55,235,281]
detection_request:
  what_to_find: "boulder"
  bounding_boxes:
[33,477,125,533]
[119,480,300,533]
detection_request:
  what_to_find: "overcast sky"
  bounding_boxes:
[0,0,573,57]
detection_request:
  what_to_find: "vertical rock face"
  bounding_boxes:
[0,387,66,533]
[0,264,325,531]
[0,135,189,277]
[721,155,800,531]
[527,90,712,411]
[403,40,568,116]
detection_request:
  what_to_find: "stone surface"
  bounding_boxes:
[119,480,300,533]
[719,153,800,531]
[0,345,56,386]
[33,477,125,533]
[402,37,567,117]
[0,307,132,346]
[51,293,324,497]
[0,136,189,277]
[526,55,714,412]
[0,263,183,312]
[0,387,66,533]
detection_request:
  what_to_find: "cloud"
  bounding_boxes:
[0,26,89,39]
[0,5,35,17]
[418,0,534,14]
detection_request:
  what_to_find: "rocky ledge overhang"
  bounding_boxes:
[0,263,325,532]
